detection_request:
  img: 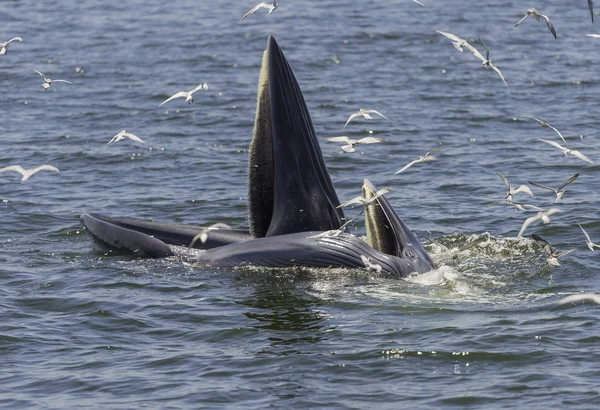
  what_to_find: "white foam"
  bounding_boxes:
[407,265,459,286]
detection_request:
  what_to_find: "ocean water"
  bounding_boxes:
[1,0,600,408]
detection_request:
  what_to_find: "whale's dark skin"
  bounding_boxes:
[80,36,435,279]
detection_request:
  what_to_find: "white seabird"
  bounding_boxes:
[324,136,385,153]
[241,0,278,21]
[160,83,208,106]
[0,165,59,182]
[107,130,146,145]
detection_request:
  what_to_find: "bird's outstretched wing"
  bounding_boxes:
[160,91,188,106]
[541,15,558,39]
[436,30,463,43]
[0,165,26,176]
[241,2,269,21]
[558,249,575,257]
[521,204,545,212]
[337,196,365,209]
[531,233,552,254]
[578,222,593,243]
[490,64,509,88]
[26,65,48,81]
[558,173,579,191]
[514,184,533,197]
[356,137,385,144]
[518,215,540,237]
[497,172,510,188]
[372,188,394,199]
[544,124,567,145]
[515,13,531,27]
[520,115,543,123]
[463,41,486,62]
[537,138,564,150]
[394,159,420,175]
[570,149,595,165]
[121,132,146,144]
[425,147,444,156]
[529,181,557,193]
[343,112,363,129]
[33,165,59,173]
[366,109,392,123]
[325,136,352,144]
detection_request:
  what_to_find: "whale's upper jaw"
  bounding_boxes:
[363,179,436,270]
[248,35,345,238]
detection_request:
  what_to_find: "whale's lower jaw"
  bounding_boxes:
[196,231,427,279]
[81,213,252,255]
[80,213,422,279]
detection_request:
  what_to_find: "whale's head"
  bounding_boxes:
[363,179,436,273]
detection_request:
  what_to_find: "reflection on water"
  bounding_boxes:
[235,269,333,348]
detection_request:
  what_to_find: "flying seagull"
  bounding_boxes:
[27,66,72,90]
[515,8,557,39]
[517,208,562,237]
[477,40,509,88]
[394,147,443,174]
[107,130,146,145]
[497,173,533,202]
[537,138,596,165]
[528,174,579,202]
[0,36,22,55]
[189,223,233,248]
[412,0,425,6]
[437,32,508,87]
[586,33,600,37]
[436,30,477,53]
[577,222,600,252]
[531,234,574,266]
[325,136,384,153]
[241,0,278,21]
[520,116,567,145]
[343,108,392,129]
[160,83,208,106]
[0,165,59,182]
[337,187,394,209]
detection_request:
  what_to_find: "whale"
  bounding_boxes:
[80,36,435,279]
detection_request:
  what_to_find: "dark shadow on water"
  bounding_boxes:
[235,268,335,348]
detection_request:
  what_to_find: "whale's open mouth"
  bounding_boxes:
[363,179,436,269]
[248,36,345,238]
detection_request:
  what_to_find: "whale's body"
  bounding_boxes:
[81,36,435,279]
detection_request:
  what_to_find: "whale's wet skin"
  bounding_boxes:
[80,36,436,278]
